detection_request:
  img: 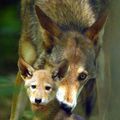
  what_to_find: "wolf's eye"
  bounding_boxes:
[45,86,52,91]
[78,72,87,81]
[31,85,36,89]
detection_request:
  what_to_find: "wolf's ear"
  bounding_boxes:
[35,5,62,38]
[18,58,34,79]
[52,59,68,80]
[85,10,108,43]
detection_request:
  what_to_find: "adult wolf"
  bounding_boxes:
[10,0,110,120]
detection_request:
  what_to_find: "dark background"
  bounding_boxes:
[0,0,20,74]
[0,0,20,119]
[0,0,120,120]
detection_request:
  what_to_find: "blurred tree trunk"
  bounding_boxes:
[103,0,120,120]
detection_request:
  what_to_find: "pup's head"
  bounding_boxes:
[18,58,57,105]
[35,5,108,112]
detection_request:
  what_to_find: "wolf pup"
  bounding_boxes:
[18,58,57,106]
[16,57,61,120]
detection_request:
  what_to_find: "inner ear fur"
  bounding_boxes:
[35,5,62,38]
[35,5,63,52]
[43,31,56,53]
[55,59,69,78]
[84,10,108,43]
[18,58,34,79]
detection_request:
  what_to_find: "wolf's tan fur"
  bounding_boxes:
[10,0,109,120]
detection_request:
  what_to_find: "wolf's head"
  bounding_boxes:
[35,5,108,112]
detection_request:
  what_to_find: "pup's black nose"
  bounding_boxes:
[60,102,72,114]
[35,98,42,104]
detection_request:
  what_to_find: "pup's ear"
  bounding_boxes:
[18,58,34,79]
[35,5,62,38]
[85,10,108,43]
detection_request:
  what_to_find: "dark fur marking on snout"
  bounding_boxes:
[60,103,72,115]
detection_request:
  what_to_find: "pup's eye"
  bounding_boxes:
[78,72,88,81]
[31,85,36,89]
[45,86,52,91]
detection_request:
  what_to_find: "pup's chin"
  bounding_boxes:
[31,103,48,112]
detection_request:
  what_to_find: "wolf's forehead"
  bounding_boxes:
[64,44,86,65]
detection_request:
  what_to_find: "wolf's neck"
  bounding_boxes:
[35,0,100,31]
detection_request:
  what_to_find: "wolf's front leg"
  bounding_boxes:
[10,72,28,120]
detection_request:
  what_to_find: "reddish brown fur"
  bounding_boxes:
[10,0,109,120]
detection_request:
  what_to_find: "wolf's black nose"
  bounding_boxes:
[35,98,42,104]
[60,102,72,114]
